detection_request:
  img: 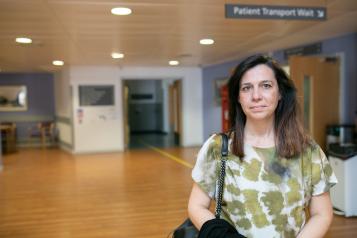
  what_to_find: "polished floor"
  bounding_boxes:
[0,145,356,238]
[129,133,177,149]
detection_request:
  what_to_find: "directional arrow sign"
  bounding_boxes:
[225,4,327,21]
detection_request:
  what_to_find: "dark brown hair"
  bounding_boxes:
[227,54,311,159]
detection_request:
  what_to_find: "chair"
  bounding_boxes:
[28,121,57,147]
[0,122,17,153]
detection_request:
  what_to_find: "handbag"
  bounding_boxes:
[171,133,229,238]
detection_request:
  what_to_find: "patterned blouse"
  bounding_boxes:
[192,134,337,238]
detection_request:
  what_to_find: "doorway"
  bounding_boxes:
[289,55,340,149]
[122,79,182,149]
[169,80,182,146]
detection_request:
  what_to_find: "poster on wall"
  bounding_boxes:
[0,85,28,111]
[77,85,119,123]
[77,108,83,124]
[214,78,229,106]
[79,85,114,106]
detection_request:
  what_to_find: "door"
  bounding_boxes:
[169,80,182,145]
[123,84,129,150]
[289,56,340,148]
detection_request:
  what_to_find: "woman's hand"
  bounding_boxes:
[297,192,334,238]
[188,183,216,230]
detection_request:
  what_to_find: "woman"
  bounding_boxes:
[188,54,337,238]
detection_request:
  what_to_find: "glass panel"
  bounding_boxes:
[303,75,311,131]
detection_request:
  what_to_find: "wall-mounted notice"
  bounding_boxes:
[79,85,114,106]
[284,42,322,59]
[225,4,326,20]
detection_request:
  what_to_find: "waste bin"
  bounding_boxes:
[329,143,357,217]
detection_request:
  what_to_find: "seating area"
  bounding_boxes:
[27,121,57,147]
[0,121,57,154]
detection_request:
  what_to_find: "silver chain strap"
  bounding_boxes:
[215,133,228,219]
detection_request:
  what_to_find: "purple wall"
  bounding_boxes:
[202,60,241,139]
[273,32,357,123]
[0,73,55,140]
[322,33,357,123]
[202,32,357,138]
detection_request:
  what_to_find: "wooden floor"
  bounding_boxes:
[0,147,356,238]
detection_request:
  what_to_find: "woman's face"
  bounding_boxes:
[238,64,281,122]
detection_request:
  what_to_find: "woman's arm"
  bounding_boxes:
[188,183,216,230]
[297,192,333,238]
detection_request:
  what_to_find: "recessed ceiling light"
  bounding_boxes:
[200,38,214,45]
[169,60,179,66]
[52,60,64,66]
[112,52,124,59]
[111,7,132,15]
[15,37,32,44]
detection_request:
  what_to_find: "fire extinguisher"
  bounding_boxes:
[221,85,230,133]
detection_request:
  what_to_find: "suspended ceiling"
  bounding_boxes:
[0,0,356,72]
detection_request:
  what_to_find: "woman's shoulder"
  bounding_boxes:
[204,133,222,146]
[201,133,226,154]
[304,139,321,152]
[301,139,326,162]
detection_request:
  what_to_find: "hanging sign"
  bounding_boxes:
[225,4,326,20]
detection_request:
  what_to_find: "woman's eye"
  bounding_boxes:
[262,83,272,89]
[241,86,251,91]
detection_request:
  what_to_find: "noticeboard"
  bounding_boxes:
[79,85,114,106]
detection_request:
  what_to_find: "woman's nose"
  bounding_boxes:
[252,87,262,100]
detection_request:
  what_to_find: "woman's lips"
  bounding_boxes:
[250,105,266,111]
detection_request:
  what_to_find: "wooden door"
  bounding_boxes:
[123,85,130,150]
[289,56,340,149]
[169,85,174,132]
[168,80,182,145]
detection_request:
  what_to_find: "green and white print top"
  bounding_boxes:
[192,134,337,238]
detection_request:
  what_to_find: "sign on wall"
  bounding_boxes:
[225,4,326,20]
[79,85,114,106]
[283,42,322,59]
[77,85,119,123]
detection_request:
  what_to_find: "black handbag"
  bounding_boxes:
[171,133,229,238]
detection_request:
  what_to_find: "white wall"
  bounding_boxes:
[54,69,71,118]
[69,66,123,153]
[162,79,176,133]
[55,65,203,153]
[54,69,73,149]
